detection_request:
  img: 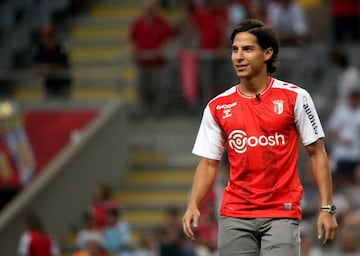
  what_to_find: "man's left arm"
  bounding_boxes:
[305,138,338,244]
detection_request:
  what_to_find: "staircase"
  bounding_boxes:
[117,116,200,244]
[13,0,181,101]
[67,0,138,101]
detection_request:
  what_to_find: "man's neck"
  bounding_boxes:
[239,75,270,97]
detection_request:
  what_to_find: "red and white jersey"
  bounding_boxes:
[192,77,324,220]
[18,230,59,256]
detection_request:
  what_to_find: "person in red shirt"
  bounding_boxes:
[17,212,60,256]
[182,0,232,107]
[330,0,360,43]
[129,0,174,117]
[87,182,119,230]
[182,19,338,255]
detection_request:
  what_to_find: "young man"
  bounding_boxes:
[182,19,338,255]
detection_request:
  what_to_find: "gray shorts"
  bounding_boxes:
[218,216,300,256]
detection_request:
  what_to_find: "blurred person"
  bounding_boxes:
[17,212,60,256]
[181,0,232,107]
[195,203,218,256]
[266,0,308,47]
[227,0,248,30]
[158,226,183,256]
[76,212,103,250]
[266,0,308,83]
[163,206,183,234]
[129,0,174,117]
[300,221,323,256]
[327,90,360,186]
[343,165,360,211]
[87,182,119,231]
[341,166,360,228]
[157,206,193,256]
[333,228,360,256]
[182,19,338,255]
[102,207,133,256]
[300,164,321,220]
[330,47,360,104]
[33,24,72,99]
[247,0,268,21]
[329,0,360,43]
[133,230,160,256]
[72,232,109,256]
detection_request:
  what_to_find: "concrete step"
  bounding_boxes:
[114,189,189,207]
[70,26,129,41]
[89,4,182,20]
[69,45,130,62]
[72,15,133,26]
[124,168,194,188]
[71,65,136,86]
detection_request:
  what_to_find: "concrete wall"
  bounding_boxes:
[0,99,129,255]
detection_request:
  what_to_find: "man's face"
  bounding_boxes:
[231,32,272,80]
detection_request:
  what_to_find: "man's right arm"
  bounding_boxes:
[183,157,219,240]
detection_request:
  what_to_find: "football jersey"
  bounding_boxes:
[192,77,324,220]
[18,230,59,256]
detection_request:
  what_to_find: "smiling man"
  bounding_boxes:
[182,19,338,256]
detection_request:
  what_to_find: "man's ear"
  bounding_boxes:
[264,47,274,61]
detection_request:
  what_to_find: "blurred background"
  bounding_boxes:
[0,0,359,255]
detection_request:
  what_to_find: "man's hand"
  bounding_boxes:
[182,205,200,240]
[317,211,338,244]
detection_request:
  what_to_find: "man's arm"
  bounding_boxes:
[183,157,219,240]
[305,138,338,244]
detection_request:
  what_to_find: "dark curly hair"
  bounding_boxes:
[231,19,279,73]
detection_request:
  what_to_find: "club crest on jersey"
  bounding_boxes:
[273,100,284,115]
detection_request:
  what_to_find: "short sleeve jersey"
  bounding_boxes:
[192,77,324,220]
[18,230,59,256]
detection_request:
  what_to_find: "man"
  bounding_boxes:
[328,90,360,186]
[129,0,174,117]
[18,212,60,256]
[182,19,338,255]
[33,24,72,99]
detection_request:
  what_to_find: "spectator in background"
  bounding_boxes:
[76,212,103,251]
[195,203,218,256]
[247,0,268,21]
[181,0,232,107]
[329,0,360,43]
[330,47,360,104]
[87,183,119,231]
[33,24,72,99]
[327,90,360,186]
[158,206,189,256]
[72,232,109,256]
[266,0,308,47]
[333,228,360,256]
[17,212,60,256]
[133,230,160,256]
[129,0,174,117]
[300,221,322,256]
[102,207,133,256]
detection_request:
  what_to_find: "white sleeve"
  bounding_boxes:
[192,106,226,160]
[17,232,30,256]
[295,89,325,146]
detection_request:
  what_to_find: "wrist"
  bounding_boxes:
[320,205,336,214]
